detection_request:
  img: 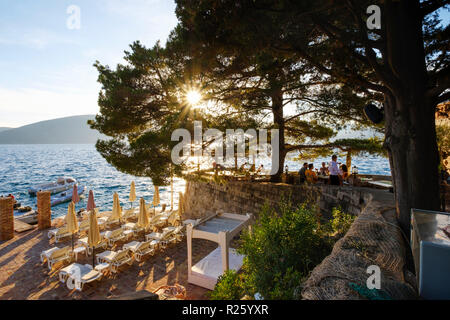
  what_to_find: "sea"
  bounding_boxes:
[0,144,391,219]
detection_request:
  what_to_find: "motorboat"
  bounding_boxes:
[28,177,77,196]
[15,210,38,225]
[51,185,86,207]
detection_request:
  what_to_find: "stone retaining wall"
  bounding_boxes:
[183,179,376,220]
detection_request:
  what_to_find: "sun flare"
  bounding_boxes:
[186,90,202,106]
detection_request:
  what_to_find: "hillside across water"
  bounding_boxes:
[0,115,105,144]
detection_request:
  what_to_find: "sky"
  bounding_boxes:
[0,2,448,128]
[0,0,178,127]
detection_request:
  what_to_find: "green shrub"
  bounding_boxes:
[209,201,355,300]
[327,206,355,237]
[237,201,333,299]
[209,270,244,300]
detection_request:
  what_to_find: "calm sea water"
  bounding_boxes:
[0,144,186,218]
[0,144,391,218]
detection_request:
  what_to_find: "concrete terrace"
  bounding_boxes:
[0,217,213,300]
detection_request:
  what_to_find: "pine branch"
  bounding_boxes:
[421,0,450,18]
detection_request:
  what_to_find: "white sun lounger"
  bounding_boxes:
[123,240,157,261]
[96,249,133,273]
[63,263,103,291]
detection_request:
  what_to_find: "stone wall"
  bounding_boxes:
[183,179,379,220]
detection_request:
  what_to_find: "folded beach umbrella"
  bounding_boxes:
[111,192,122,222]
[88,205,101,268]
[137,197,149,229]
[152,185,160,215]
[71,184,80,217]
[129,181,137,209]
[72,184,80,204]
[86,190,96,212]
[66,201,79,250]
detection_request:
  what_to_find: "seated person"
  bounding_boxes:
[298,163,308,184]
[305,164,318,183]
[341,164,349,180]
[319,162,329,176]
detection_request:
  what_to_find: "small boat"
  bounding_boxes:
[28,177,77,196]
[51,185,86,207]
[15,210,38,225]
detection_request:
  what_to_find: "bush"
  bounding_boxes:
[210,200,355,300]
[209,270,244,300]
[327,206,356,237]
[237,201,333,299]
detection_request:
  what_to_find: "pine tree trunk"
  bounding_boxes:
[385,94,440,239]
[383,0,441,239]
[270,88,286,182]
[346,151,352,172]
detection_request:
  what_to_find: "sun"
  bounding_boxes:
[186,90,202,107]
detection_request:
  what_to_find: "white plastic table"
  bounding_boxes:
[73,246,87,260]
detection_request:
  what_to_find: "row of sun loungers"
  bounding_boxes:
[41,209,185,291]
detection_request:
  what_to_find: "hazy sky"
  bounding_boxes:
[0,2,448,128]
[0,0,177,127]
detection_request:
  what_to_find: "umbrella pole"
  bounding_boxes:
[71,234,74,251]
[92,247,95,268]
[170,164,174,211]
[171,175,174,211]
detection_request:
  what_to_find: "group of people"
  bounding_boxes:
[298,155,349,186]
[0,193,15,200]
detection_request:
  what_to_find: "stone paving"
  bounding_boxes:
[0,217,215,300]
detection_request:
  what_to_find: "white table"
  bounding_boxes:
[73,246,87,260]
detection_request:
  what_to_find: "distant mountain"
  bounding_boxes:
[0,115,106,144]
[0,127,12,133]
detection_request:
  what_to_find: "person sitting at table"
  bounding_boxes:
[328,155,341,186]
[341,164,349,180]
[305,164,318,183]
[319,162,329,176]
[298,163,308,184]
